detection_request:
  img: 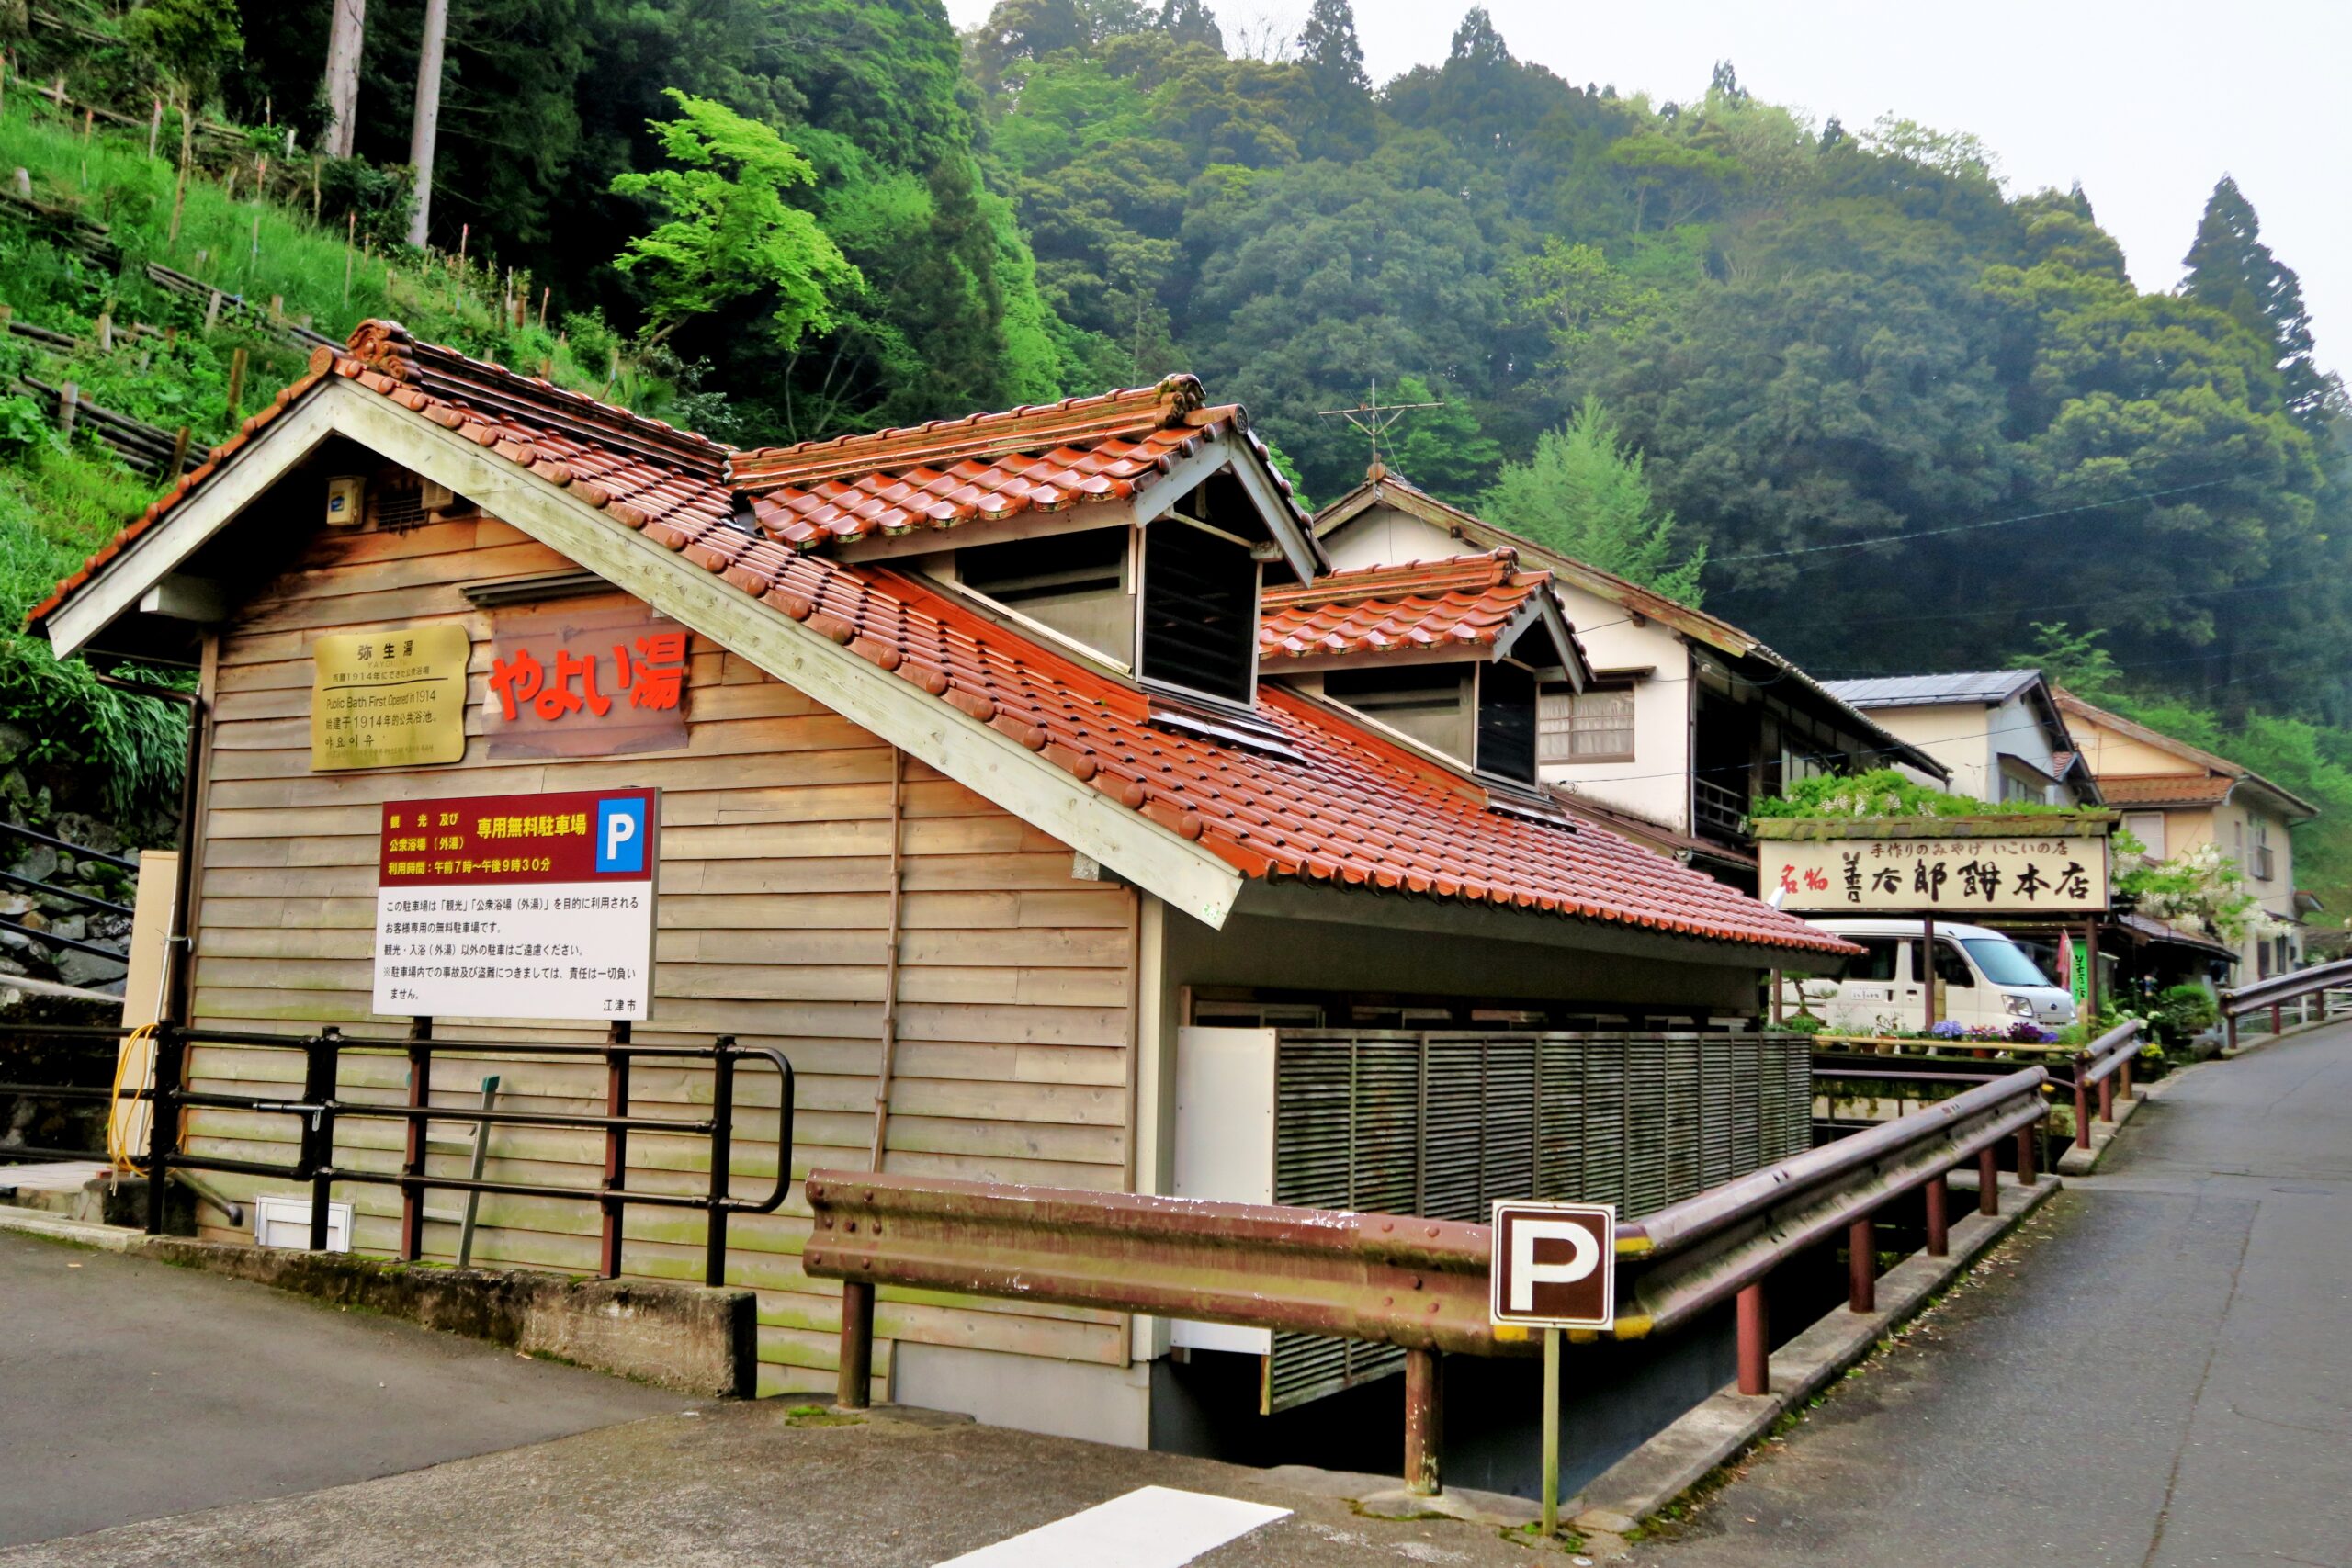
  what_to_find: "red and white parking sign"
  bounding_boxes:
[373,787,658,1022]
[1490,1201,1616,1332]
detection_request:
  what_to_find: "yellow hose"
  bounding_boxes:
[107,1022,162,1171]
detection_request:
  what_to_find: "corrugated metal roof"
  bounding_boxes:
[1819,671,2041,708]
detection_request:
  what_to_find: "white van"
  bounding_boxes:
[1783,919,2076,1037]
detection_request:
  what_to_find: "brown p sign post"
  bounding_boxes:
[1492,1201,1616,1538]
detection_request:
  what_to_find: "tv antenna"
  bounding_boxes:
[1317,378,1442,479]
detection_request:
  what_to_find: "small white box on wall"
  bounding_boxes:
[252,1193,354,1253]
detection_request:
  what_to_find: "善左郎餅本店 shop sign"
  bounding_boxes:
[373,787,658,1021]
[1758,829,2112,915]
[311,626,470,771]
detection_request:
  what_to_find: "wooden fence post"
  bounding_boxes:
[54,380,77,441]
[169,423,191,475]
[225,346,246,417]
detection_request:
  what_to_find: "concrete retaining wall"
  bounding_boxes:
[130,1236,756,1399]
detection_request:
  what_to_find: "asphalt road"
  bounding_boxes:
[1634,1023,2352,1568]
[0,1230,682,1550]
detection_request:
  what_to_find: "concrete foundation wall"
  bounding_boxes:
[893,1340,1152,1448]
[136,1236,756,1399]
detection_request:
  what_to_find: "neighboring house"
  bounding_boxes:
[1313,470,1949,890]
[1820,671,2102,807]
[34,325,1854,1451]
[2056,691,2320,977]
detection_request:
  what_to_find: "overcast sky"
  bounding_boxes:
[944,0,2348,371]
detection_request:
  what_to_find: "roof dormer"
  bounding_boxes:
[723,377,1324,714]
[1260,549,1590,795]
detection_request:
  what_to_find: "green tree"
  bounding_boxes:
[1295,0,1375,161]
[1385,375,1500,501]
[610,91,861,350]
[1156,0,1222,51]
[2181,175,2331,431]
[1503,238,1661,371]
[126,0,245,107]
[1479,396,1707,602]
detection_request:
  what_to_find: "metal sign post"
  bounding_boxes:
[1491,1201,1617,1538]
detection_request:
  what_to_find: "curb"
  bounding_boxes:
[1568,1173,2062,1535]
[0,1204,142,1250]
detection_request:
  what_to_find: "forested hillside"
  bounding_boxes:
[6,0,2350,904]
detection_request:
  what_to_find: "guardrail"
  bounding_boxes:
[2222,958,2352,1047]
[805,1065,2049,1496]
[2069,1020,2143,1151]
[0,1021,794,1286]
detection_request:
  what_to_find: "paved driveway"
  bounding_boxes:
[0,1230,683,1549]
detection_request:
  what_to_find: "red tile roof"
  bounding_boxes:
[2096,773,2237,807]
[728,377,1298,551]
[28,321,1856,960]
[1259,549,1555,662]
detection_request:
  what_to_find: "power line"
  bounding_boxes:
[1706,477,2237,568]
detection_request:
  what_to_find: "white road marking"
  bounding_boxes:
[931,1484,1291,1568]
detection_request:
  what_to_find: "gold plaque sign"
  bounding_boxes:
[311,626,470,771]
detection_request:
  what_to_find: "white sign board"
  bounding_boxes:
[372,787,657,1021]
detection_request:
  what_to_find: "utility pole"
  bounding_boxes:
[322,0,365,159]
[405,0,447,247]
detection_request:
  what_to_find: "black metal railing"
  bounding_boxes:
[1,1021,793,1287]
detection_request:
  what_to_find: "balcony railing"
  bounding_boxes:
[1693,775,1749,840]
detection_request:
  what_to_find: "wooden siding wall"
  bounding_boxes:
[187,512,1139,1397]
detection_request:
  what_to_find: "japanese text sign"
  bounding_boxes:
[373,787,658,1021]
[311,626,469,772]
[1769,836,2110,915]
[1491,1201,1616,1332]
[486,604,690,760]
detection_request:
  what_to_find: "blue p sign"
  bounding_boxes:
[595,796,647,874]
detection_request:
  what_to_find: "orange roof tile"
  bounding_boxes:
[26,322,1856,960]
[2096,773,2236,807]
[1260,548,1553,662]
[727,377,1298,551]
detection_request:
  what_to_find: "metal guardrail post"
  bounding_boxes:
[2097,1073,2114,1124]
[2119,1056,2133,1101]
[600,1020,631,1279]
[143,1023,184,1235]
[1847,1214,1875,1314]
[837,1280,875,1409]
[2074,1055,2093,1150]
[2271,1002,2282,1034]
[704,1036,736,1290]
[1977,1147,1999,1217]
[2016,1123,2038,1187]
[306,1028,341,1252]
[400,1018,431,1262]
[1736,1282,1770,1395]
[1404,1348,1442,1496]
[1924,1172,1949,1258]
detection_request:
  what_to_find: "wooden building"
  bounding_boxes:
[34,324,1855,1446]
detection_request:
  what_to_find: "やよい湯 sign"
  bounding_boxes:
[311,626,469,771]
[486,604,691,760]
[373,787,658,1021]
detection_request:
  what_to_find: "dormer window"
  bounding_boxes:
[1476,660,1539,784]
[1259,549,1590,802]
[1138,517,1259,705]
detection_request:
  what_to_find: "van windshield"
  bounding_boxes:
[1961,938,2055,988]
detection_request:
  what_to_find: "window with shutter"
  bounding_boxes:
[1138,518,1259,705]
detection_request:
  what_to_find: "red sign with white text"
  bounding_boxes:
[379,788,658,886]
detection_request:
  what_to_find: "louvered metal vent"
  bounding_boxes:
[1139,519,1256,703]
[1264,1030,1813,1413]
